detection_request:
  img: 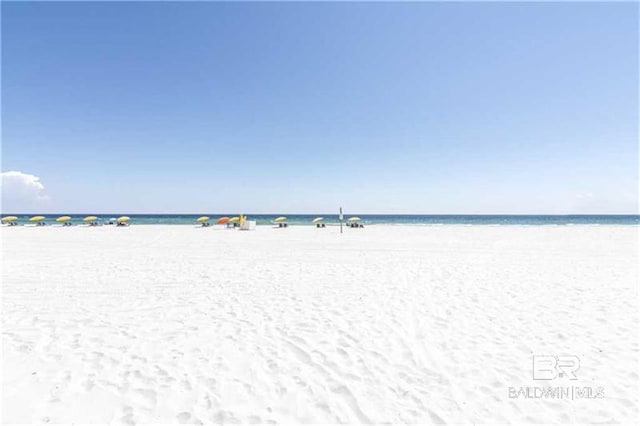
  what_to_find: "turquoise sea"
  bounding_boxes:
[2,214,639,226]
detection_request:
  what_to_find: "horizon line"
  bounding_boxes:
[2,213,639,216]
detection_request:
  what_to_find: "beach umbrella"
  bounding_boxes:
[312,217,324,223]
[117,216,130,223]
[229,217,240,223]
[29,216,45,222]
[216,217,230,224]
[1,216,17,222]
[196,216,210,223]
[348,217,361,222]
[274,216,287,223]
[56,216,71,223]
[83,216,98,222]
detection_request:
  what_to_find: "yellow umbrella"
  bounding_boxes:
[312,217,324,223]
[1,216,18,222]
[229,216,240,223]
[274,216,287,223]
[29,216,45,222]
[348,217,361,222]
[83,216,98,222]
[117,216,130,223]
[196,216,210,223]
[56,216,71,222]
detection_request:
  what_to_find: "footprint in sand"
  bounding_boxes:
[286,341,312,364]
[176,411,192,423]
[132,388,157,406]
[328,382,372,423]
[120,405,135,425]
[82,376,95,391]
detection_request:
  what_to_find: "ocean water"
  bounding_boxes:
[2,214,639,226]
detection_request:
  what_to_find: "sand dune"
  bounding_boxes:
[2,225,638,423]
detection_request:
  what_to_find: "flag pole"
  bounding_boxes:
[339,206,343,234]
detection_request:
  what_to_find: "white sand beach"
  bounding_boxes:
[2,225,638,424]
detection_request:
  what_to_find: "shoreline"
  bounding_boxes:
[3,223,640,229]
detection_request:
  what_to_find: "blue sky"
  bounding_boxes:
[1,1,638,214]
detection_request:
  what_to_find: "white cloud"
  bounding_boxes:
[1,171,51,212]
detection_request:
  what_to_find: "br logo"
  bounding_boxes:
[533,355,580,380]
